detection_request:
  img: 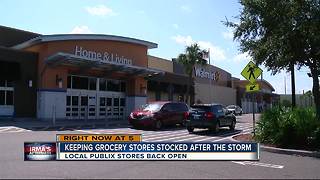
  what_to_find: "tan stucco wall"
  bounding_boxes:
[148,55,173,72]
[194,82,236,106]
[23,40,148,96]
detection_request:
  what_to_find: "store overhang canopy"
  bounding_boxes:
[45,52,164,77]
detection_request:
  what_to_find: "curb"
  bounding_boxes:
[0,121,129,130]
[231,133,320,158]
[260,145,320,158]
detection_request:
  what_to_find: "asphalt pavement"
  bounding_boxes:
[0,114,319,179]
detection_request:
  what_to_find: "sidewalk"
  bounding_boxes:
[0,117,129,130]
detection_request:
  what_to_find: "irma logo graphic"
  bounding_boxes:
[24,142,56,161]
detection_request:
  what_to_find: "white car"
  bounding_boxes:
[226,105,243,116]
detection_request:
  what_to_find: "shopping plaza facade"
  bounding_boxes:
[0,25,279,120]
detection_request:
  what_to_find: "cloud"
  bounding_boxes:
[171,35,226,63]
[180,5,192,12]
[222,29,234,40]
[172,35,194,46]
[85,5,117,16]
[232,52,251,63]
[173,24,179,29]
[70,26,93,34]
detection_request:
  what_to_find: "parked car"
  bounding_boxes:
[128,101,189,130]
[186,104,236,133]
[226,105,243,116]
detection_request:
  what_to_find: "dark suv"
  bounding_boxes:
[186,104,236,133]
[128,101,189,130]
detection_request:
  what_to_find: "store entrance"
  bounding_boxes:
[0,80,14,117]
[66,75,126,120]
[98,95,126,119]
[66,91,126,120]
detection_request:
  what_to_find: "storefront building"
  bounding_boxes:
[0,26,163,120]
[147,57,236,106]
[0,25,279,120]
[147,55,189,102]
[233,79,280,113]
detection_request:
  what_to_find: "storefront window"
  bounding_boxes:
[72,96,79,106]
[67,76,71,88]
[66,96,71,106]
[0,90,5,105]
[6,91,13,105]
[120,82,126,92]
[81,96,88,106]
[120,98,125,106]
[6,80,13,87]
[107,80,120,92]
[114,98,119,106]
[89,78,97,90]
[99,79,107,91]
[0,80,5,87]
[72,76,88,90]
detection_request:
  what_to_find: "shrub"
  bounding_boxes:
[281,99,292,107]
[255,106,319,150]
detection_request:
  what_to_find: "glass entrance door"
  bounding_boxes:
[0,80,14,116]
[88,96,96,119]
[66,92,97,120]
[79,95,88,119]
[97,96,126,120]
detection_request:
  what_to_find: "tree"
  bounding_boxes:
[176,43,208,105]
[224,0,320,119]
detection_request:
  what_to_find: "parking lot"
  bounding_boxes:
[0,114,320,179]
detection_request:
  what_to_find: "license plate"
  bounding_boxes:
[193,115,200,120]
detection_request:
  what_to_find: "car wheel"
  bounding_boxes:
[210,121,220,133]
[229,120,236,131]
[187,126,194,133]
[154,120,162,130]
[239,112,242,116]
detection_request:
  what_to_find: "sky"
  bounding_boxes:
[0,0,313,94]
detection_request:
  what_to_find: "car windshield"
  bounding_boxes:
[190,105,211,112]
[140,103,163,111]
[227,105,236,109]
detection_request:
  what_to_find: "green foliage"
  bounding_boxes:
[224,0,320,119]
[177,43,208,76]
[281,99,292,108]
[176,43,208,105]
[255,106,320,150]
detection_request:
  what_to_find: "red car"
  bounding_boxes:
[128,101,189,130]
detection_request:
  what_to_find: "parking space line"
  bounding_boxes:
[142,129,187,136]
[0,127,11,132]
[174,135,217,142]
[97,129,143,134]
[76,129,101,134]
[232,161,284,169]
[143,131,190,141]
[194,136,221,142]
[14,128,30,133]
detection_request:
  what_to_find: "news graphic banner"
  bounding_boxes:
[25,134,260,161]
[24,142,56,161]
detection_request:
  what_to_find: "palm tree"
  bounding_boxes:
[177,43,208,105]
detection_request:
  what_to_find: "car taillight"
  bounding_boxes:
[184,112,189,119]
[204,112,214,119]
